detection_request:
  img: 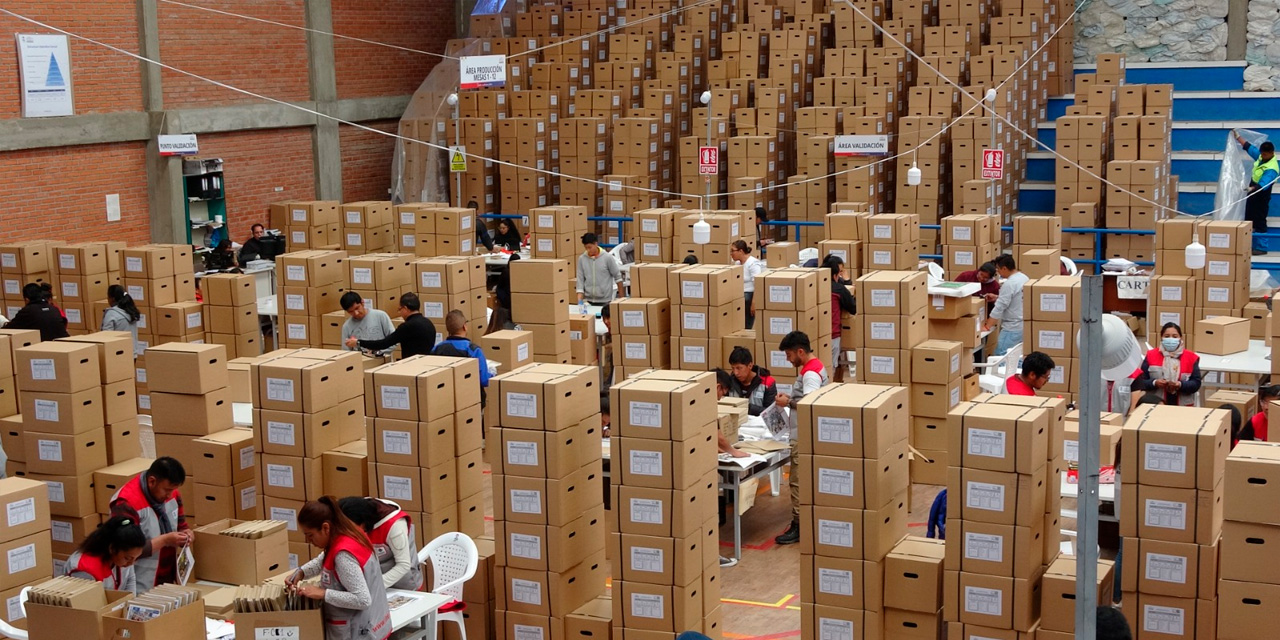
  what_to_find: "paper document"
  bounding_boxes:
[177,543,194,586]
[720,452,768,468]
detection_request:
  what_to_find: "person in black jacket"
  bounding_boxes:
[491,219,523,252]
[346,292,437,358]
[5,282,68,341]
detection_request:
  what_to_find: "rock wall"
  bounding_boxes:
[1245,0,1280,90]
[1074,0,1228,63]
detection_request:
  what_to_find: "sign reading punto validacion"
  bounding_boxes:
[459,55,507,89]
[833,135,890,157]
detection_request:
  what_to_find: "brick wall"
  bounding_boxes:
[0,2,144,118]
[0,142,151,244]
[158,0,310,108]
[198,128,316,240]
[332,0,453,100]
[339,120,399,202]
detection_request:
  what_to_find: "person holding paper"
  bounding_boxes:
[771,331,830,546]
[288,496,393,640]
[339,497,424,591]
[108,457,191,592]
[339,291,394,353]
[1130,322,1202,407]
[66,515,147,594]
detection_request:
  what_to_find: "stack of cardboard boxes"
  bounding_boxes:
[391,202,447,254]
[1022,276,1084,400]
[854,271,929,388]
[882,536,948,640]
[509,259,573,364]
[559,101,615,213]
[941,214,998,279]
[277,250,348,348]
[188,427,259,527]
[488,363,608,640]
[0,477,53,634]
[272,201,340,252]
[612,296,673,371]
[412,206,477,259]
[608,369,721,639]
[1106,82,1175,262]
[498,116,553,215]
[202,272,261,358]
[0,329,37,480]
[340,201,395,255]
[53,243,114,335]
[1192,221,1254,356]
[447,115,500,215]
[529,206,589,275]
[414,255,488,343]
[669,265,744,372]
[756,267,828,384]
[1120,404,1228,638]
[727,135,779,219]
[61,333,140,467]
[818,212,866,280]
[676,211,757,266]
[0,241,57,321]
[632,209,677,264]
[907,340,967,485]
[796,383,910,640]
[862,214,920,272]
[154,299,205,346]
[346,253,414,328]
[121,245,196,350]
[365,355,487,542]
[1013,216,1065,279]
[1217,440,1280,640]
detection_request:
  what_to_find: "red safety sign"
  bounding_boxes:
[982,148,1004,179]
[699,146,718,175]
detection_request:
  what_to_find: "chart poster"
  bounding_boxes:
[16,34,74,118]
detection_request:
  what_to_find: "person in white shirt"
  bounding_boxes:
[731,240,765,330]
[339,292,394,354]
[983,254,1029,356]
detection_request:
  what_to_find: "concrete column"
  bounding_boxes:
[137,0,188,243]
[1228,0,1248,60]
[305,0,344,201]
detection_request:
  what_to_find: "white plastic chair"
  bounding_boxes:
[797,247,819,266]
[924,262,946,286]
[418,532,479,640]
[1060,256,1079,276]
[976,341,1023,394]
[0,587,32,639]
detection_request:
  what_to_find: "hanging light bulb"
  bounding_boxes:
[907,162,922,186]
[700,91,712,106]
[1185,228,1206,270]
[693,211,712,245]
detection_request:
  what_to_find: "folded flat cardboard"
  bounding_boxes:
[193,518,289,585]
[144,343,228,394]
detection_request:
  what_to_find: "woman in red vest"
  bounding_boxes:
[1131,322,1203,407]
[339,496,424,590]
[288,496,392,640]
[65,515,147,594]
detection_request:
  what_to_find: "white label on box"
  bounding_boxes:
[1145,499,1187,530]
[966,481,1005,512]
[818,568,854,596]
[1208,232,1230,249]
[421,272,442,289]
[1208,260,1230,277]
[461,216,472,230]
[872,224,892,239]
[2,281,16,296]
[37,439,62,462]
[629,450,663,476]
[967,428,1007,459]
[286,265,305,281]
[511,578,542,606]
[1039,293,1067,312]
[267,421,296,447]
[1208,287,1229,303]
[538,214,555,229]
[138,394,150,410]
[241,485,256,510]
[353,267,373,285]
[683,345,706,364]
[1144,443,1187,474]
[287,323,306,340]
[642,242,659,257]
[1145,552,1188,584]
[537,238,552,252]
[382,430,413,456]
[7,543,36,573]
[629,401,662,428]
[624,341,647,360]
[1064,439,1080,464]
[950,386,961,407]
[817,617,853,640]
[631,593,664,619]
[516,342,530,362]
[629,498,663,524]
[951,353,961,373]
[380,385,410,412]
[423,302,444,319]
[33,398,59,422]
[285,294,305,311]
[769,316,793,336]
[872,250,891,265]
[964,531,1004,562]
[506,392,537,418]
[506,441,538,467]
[238,445,255,470]
[641,219,658,233]
[292,208,307,222]
[346,210,362,225]
[256,628,300,640]
[510,489,542,514]
[817,468,854,497]
[1160,286,1183,302]
[383,476,414,501]
[136,367,147,383]
[267,464,295,488]
[186,312,202,329]
[771,350,789,370]
[870,289,896,308]
[768,285,793,304]
[127,285,144,300]
[683,311,706,332]
[266,378,296,402]
[400,211,415,226]
[956,250,975,266]
[5,498,34,528]
[62,282,78,298]
[964,586,1002,616]
[50,520,72,543]
[622,310,645,328]
[287,553,299,570]
[869,321,896,341]
[869,355,896,375]
[1143,604,1185,635]
[346,233,362,246]
[952,226,972,242]
[0,254,14,269]
[513,625,544,640]
[682,280,705,299]
[510,532,541,560]
[817,416,854,445]
[817,518,854,548]
[125,256,143,272]
[46,481,64,504]
[1039,330,1065,351]
[631,547,664,573]
[292,231,306,244]
[271,507,297,530]
[29,358,56,380]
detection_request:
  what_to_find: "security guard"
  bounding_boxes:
[1235,132,1279,255]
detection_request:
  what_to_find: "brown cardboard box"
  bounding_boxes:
[145,343,228,394]
[24,427,107,475]
[25,588,131,639]
[510,259,571,294]
[884,536,946,612]
[857,270,929,314]
[20,388,104,435]
[39,470,98,517]
[15,342,100,393]
[1218,579,1280,640]
[61,332,133,383]
[151,386,232,437]
[322,440,368,497]
[798,383,908,458]
[1220,519,1280,585]
[947,568,1044,632]
[490,365,598,431]
[101,598,206,640]
[92,457,151,513]
[1123,404,1229,490]
[257,397,362,458]
[1124,536,1218,599]
[944,517,1046,579]
[948,403,1051,474]
[482,330,535,373]
[365,361,456,423]
[499,423,589,480]
[804,444,910,510]
[203,273,257,306]
[193,518,289,585]
[1195,316,1250,355]
[1120,482,1223,544]
[911,340,964,384]
[233,609,324,640]
[189,480,259,523]
[1132,593,1215,640]
[0,532,51,590]
[609,376,716,441]
[373,416,454,468]
[617,433,716,490]
[0,477,50,544]
[263,496,306,543]
[616,473,714,539]
[949,464,1048,526]
[1225,441,1280,524]
[1039,555,1115,632]
[191,427,256,486]
[254,352,362,414]
[262,453,324,502]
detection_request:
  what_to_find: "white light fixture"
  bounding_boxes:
[985,88,998,103]
[692,211,711,245]
[1076,314,1145,381]
[1185,229,1206,270]
[907,162,922,186]
[446,93,459,106]
[700,90,711,106]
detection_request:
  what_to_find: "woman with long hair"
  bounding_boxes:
[491,219,523,252]
[287,496,392,640]
[66,515,147,594]
[338,496,423,590]
[102,284,141,353]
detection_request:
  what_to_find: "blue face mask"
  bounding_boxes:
[1162,337,1181,352]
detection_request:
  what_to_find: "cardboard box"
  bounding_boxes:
[190,480,259,524]
[1120,482,1223,545]
[947,568,1044,632]
[151,386,232,437]
[1225,441,1280,524]
[804,443,910,510]
[0,531,51,590]
[481,330,535,373]
[20,388,104,436]
[322,440,368,497]
[1124,537,1218,599]
[617,433,716,490]
[101,598,205,640]
[25,427,107,475]
[1195,316,1250,355]
[948,403,1051,474]
[40,470,99,518]
[233,609,324,640]
[1218,580,1280,640]
[61,332,133,383]
[948,464,1048,526]
[25,589,131,639]
[262,453,325,502]
[616,472,714,538]
[1132,593,1216,640]
[945,516,1046,579]
[15,342,101,393]
[1039,555,1114,632]
[609,376,716,440]
[1123,404,1229,490]
[145,343,228,394]
[373,416,454,469]
[254,352,362,413]
[797,383,908,458]
[0,477,50,544]
[257,397,362,458]
[194,518,289,585]
[857,270,928,314]
[884,536,946,612]
[911,340,964,384]
[191,427,256,486]
[499,423,589,480]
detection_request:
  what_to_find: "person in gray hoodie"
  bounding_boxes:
[101,284,141,356]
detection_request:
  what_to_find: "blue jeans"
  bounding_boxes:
[995,328,1022,356]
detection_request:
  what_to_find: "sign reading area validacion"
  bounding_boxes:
[459,55,507,90]
[833,135,890,157]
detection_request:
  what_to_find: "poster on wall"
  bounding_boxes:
[16,33,74,118]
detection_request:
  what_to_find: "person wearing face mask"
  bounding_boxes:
[1131,322,1202,407]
